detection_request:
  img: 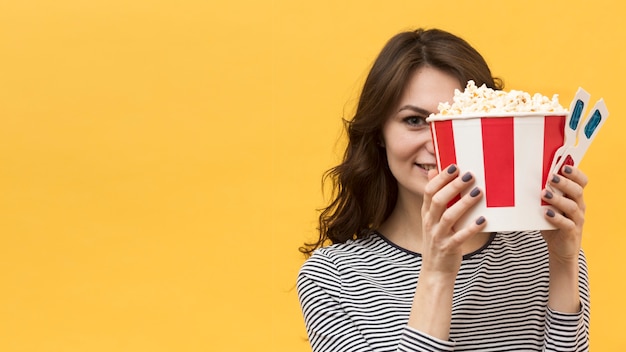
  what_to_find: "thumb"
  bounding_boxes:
[428,167,439,181]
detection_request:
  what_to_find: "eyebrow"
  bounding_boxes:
[398,105,434,115]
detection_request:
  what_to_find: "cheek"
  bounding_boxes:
[384,140,419,176]
[385,140,412,161]
[385,133,425,159]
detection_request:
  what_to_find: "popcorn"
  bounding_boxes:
[431,81,567,117]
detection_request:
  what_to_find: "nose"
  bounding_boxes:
[425,134,435,154]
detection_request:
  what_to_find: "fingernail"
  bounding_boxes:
[551,175,560,183]
[462,172,472,182]
[447,164,457,174]
[544,190,553,199]
[546,209,555,218]
[564,166,573,174]
[470,187,480,197]
[476,216,486,225]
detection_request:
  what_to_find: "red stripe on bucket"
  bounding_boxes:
[432,120,460,207]
[542,115,565,205]
[481,117,515,207]
[433,120,457,169]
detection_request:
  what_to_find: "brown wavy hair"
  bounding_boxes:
[300,28,503,256]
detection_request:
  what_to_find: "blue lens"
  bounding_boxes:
[570,99,584,130]
[584,109,602,138]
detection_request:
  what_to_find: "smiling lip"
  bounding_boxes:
[416,163,437,171]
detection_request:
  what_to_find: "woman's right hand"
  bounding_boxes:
[420,163,487,278]
[408,164,487,339]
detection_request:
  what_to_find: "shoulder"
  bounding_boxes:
[299,234,385,273]
[297,233,404,283]
[296,235,377,299]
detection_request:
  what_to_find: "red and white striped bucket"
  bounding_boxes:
[429,113,566,232]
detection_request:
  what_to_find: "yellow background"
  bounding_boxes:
[1,0,624,351]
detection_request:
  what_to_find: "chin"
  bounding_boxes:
[397,181,426,199]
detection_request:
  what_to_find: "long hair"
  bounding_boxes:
[300,28,503,256]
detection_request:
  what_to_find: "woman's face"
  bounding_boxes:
[382,66,462,198]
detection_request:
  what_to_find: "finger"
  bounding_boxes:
[438,185,484,230]
[543,205,579,233]
[547,173,586,213]
[428,168,439,181]
[542,188,585,226]
[560,165,589,189]
[422,164,459,211]
[425,170,477,223]
[448,215,488,248]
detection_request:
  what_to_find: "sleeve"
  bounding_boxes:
[543,249,591,352]
[296,250,456,352]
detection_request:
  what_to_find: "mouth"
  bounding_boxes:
[416,163,437,171]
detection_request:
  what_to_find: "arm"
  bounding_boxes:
[541,165,591,351]
[297,253,371,352]
[543,250,590,351]
[297,251,458,352]
[409,165,486,341]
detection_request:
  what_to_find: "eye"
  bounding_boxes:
[403,115,427,127]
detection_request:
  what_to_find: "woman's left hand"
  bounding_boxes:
[540,164,589,263]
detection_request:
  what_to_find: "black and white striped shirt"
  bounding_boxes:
[297,231,590,351]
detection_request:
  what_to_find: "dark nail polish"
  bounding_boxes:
[470,187,480,197]
[476,216,486,225]
[564,166,573,174]
[551,175,560,183]
[546,209,555,218]
[462,172,472,182]
[447,164,457,174]
[544,190,553,199]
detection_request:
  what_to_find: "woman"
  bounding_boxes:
[297,28,590,351]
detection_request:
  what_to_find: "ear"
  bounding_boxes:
[377,134,386,148]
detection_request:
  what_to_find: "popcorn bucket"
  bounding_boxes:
[428,113,566,232]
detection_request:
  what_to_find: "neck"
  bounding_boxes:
[378,191,424,253]
[378,190,492,255]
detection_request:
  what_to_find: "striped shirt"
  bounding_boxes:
[297,231,590,351]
